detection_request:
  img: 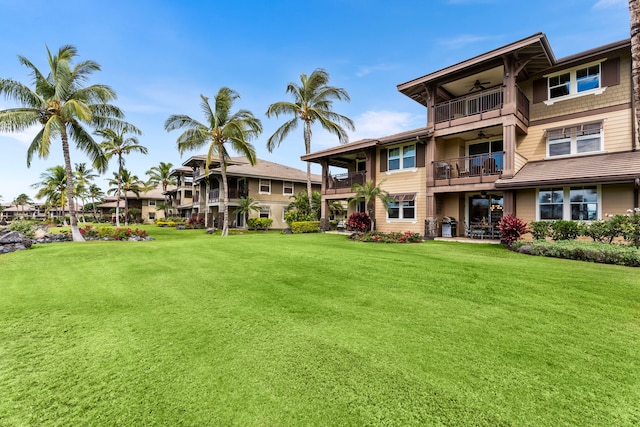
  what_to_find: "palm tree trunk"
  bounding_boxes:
[304,121,313,211]
[61,130,84,242]
[115,159,122,227]
[221,164,229,237]
[631,0,640,151]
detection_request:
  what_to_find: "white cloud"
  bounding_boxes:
[355,64,397,78]
[0,125,40,146]
[593,0,626,8]
[350,110,423,141]
[437,34,495,49]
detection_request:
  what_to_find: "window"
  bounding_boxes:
[283,181,294,195]
[259,179,271,194]
[538,188,564,220]
[149,212,156,220]
[388,144,416,171]
[387,194,416,220]
[547,63,602,101]
[546,122,602,157]
[148,199,156,206]
[259,207,270,218]
[537,186,599,221]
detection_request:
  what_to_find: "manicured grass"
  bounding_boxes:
[1,228,639,425]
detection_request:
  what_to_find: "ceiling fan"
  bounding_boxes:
[468,79,490,92]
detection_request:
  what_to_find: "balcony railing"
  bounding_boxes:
[433,86,530,125]
[433,152,504,180]
[327,171,366,190]
[208,188,249,202]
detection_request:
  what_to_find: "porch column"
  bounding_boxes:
[320,199,329,231]
[426,134,436,186]
[502,190,515,216]
[502,124,516,178]
[424,191,437,239]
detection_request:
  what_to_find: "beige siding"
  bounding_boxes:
[514,189,537,224]
[602,183,635,215]
[529,55,631,122]
[517,109,633,161]
[374,155,427,234]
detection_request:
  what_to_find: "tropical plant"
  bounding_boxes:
[266,69,355,209]
[32,166,67,224]
[87,183,104,221]
[146,162,175,192]
[74,162,98,222]
[233,197,261,227]
[155,201,172,218]
[97,126,145,227]
[348,180,393,231]
[108,168,144,226]
[12,193,33,220]
[345,212,371,233]
[0,45,134,241]
[165,87,262,236]
[287,189,321,220]
[496,214,528,246]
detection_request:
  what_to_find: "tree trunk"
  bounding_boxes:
[221,162,229,237]
[115,156,123,227]
[304,121,313,213]
[631,0,640,151]
[61,129,84,242]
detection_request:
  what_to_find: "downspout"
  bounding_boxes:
[632,74,638,151]
[635,177,639,209]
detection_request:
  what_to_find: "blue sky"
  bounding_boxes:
[0,0,631,203]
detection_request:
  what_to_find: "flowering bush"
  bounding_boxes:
[497,214,528,245]
[350,230,423,243]
[187,215,205,228]
[345,212,371,232]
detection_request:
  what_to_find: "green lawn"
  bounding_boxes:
[1,228,639,426]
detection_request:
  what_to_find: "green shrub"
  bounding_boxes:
[247,218,273,230]
[291,221,321,234]
[284,210,314,227]
[529,221,549,240]
[7,220,37,238]
[549,220,579,241]
[511,240,640,267]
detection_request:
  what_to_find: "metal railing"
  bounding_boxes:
[208,188,249,202]
[433,152,504,180]
[434,87,503,124]
[326,171,366,190]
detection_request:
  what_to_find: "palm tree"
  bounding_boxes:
[87,183,104,221]
[74,162,98,222]
[631,1,640,150]
[0,45,133,241]
[165,87,262,236]
[287,189,322,220]
[146,162,175,193]
[13,193,33,220]
[266,69,355,209]
[233,197,261,227]
[32,166,67,224]
[349,180,393,231]
[108,168,144,226]
[97,126,146,227]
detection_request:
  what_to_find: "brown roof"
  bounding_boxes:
[495,151,640,189]
[302,127,432,163]
[186,156,320,183]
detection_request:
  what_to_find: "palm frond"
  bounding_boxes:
[266,118,298,152]
[0,79,44,107]
[0,108,40,133]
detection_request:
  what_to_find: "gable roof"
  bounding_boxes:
[182,156,321,183]
[495,151,640,189]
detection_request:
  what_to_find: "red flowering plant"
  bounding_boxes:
[345,212,371,233]
[497,214,528,246]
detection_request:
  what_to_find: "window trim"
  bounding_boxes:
[282,181,294,196]
[259,206,271,219]
[543,60,606,105]
[536,185,601,221]
[386,193,417,223]
[259,179,271,194]
[545,121,604,158]
[386,143,418,173]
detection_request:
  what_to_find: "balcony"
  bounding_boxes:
[326,171,366,191]
[433,152,504,185]
[208,188,249,203]
[433,86,529,128]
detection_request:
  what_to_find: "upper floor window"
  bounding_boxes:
[546,122,602,157]
[388,144,416,171]
[283,181,294,195]
[259,179,271,194]
[545,61,604,104]
[148,199,156,206]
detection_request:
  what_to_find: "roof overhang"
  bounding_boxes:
[495,151,640,189]
[397,33,555,106]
